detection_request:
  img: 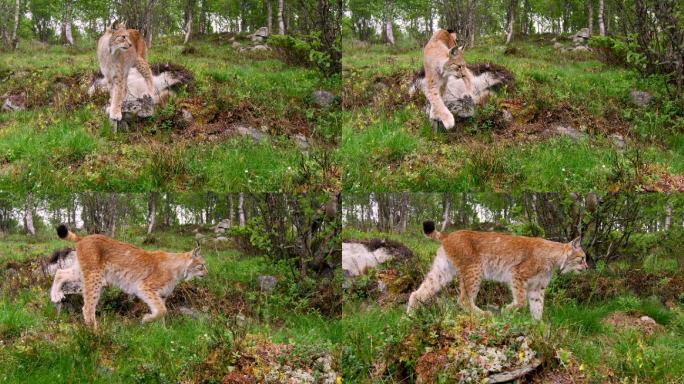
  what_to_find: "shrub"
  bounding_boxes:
[589,35,646,71]
[268,33,339,76]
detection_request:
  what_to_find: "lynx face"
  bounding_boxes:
[109,25,133,55]
[185,248,208,280]
[561,238,589,274]
[443,46,468,79]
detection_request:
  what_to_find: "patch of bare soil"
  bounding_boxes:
[602,311,664,336]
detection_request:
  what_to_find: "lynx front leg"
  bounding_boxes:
[109,75,124,121]
[138,288,167,323]
[506,273,528,311]
[425,75,455,130]
[407,247,458,313]
[527,289,545,320]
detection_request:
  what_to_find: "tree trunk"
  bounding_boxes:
[183,0,193,44]
[505,0,516,44]
[147,192,157,235]
[383,0,394,45]
[24,192,35,236]
[62,0,75,45]
[11,0,20,49]
[144,0,155,47]
[277,0,285,34]
[266,0,272,33]
[441,193,450,232]
[598,0,605,36]
[238,193,245,226]
[665,202,672,230]
[587,0,593,36]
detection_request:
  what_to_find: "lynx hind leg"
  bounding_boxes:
[135,57,155,98]
[138,287,167,323]
[407,247,458,313]
[50,266,80,303]
[81,272,105,329]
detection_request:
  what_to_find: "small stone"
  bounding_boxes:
[231,41,241,48]
[293,133,310,150]
[258,275,278,293]
[553,42,563,49]
[610,133,625,150]
[235,124,268,142]
[179,306,196,317]
[215,236,229,242]
[639,315,656,325]
[2,93,26,111]
[251,44,270,51]
[312,90,335,107]
[630,90,653,107]
[195,233,204,240]
[181,109,193,123]
[500,109,513,123]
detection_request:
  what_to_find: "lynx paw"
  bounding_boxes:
[142,314,155,323]
[109,109,122,121]
[442,113,456,130]
[50,290,65,303]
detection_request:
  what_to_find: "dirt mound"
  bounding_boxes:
[603,311,664,336]
[642,172,684,192]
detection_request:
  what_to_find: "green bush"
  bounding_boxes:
[268,33,338,76]
[589,35,646,71]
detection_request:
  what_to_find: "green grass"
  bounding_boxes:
[341,229,684,383]
[0,230,340,383]
[0,36,340,192]
[341,39,684,192]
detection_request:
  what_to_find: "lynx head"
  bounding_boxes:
[443,46,467,79]
[109,22,132,55]
[560,237,589,274]
[184,247,208,280]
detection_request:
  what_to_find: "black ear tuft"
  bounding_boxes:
[446,29,455,34]
[56,224,68,239]
[423,221,435,235]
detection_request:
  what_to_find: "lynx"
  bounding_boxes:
[51,225,207,329]
[97,21,155,121]
[407,221,588,320]
[422,29,474,130]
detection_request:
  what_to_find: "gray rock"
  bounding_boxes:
[572,28,590,46]
[293,133,310,150]
[2,93,26,111]
[639,315,656,325]
[610,133,625,150]
[446,94,475,118]
[312,90,335,107]
[258,275,278,293]
[178,306,197,317]
[213,219,231,233]
[249,27,269,43]
[553,42,563,50]
[251,44,271,51]
[546,124,588,141]
[214,236,229,242]
[235,124,268,142]
[231,41,241,48]
[630,90,652,107]
[181,109,193,124]
[195,233,204,240]
[500,109,513,123]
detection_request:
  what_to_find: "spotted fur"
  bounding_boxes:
[52,225,207,329]
[407,221,588,320]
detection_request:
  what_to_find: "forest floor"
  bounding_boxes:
[0,229,342,383]
[341,229,684,383]
[341,36,684,192]
[0,34,340,192]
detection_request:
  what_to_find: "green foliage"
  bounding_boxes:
[589,35,646,70]
[269,33,338,76]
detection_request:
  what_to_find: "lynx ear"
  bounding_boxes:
[570,236,582,250]
[192,246,201,258]
[448,46,464,58]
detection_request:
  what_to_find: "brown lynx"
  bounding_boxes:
[422,29,475,130]
[51,225,207,329]
[97,21,155,121]
[407,221,588,320]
